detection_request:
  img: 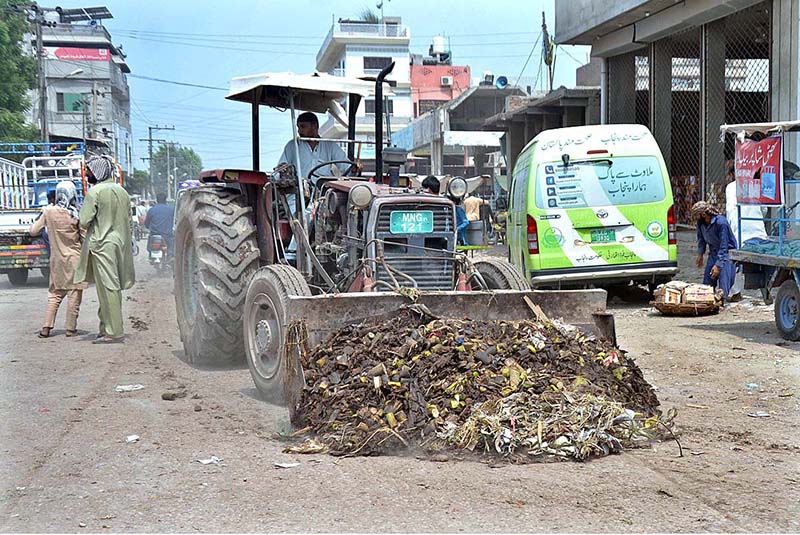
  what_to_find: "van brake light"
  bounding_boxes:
[667,205,677,245]
[526,214,539,255]
[586,149,608,155]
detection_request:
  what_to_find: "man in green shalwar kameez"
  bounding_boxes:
[74,155,136,343]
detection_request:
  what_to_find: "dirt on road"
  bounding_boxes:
[1,231,798,532]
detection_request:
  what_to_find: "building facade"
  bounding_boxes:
[27,8,132,175]
[409,39,471,118]
[556,0,796,223]
[315,16,412,161]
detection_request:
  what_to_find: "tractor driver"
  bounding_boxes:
[278,112,361,191]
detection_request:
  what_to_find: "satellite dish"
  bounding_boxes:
[495,76,508,89]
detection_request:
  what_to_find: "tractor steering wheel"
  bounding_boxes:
[307,159,359,182]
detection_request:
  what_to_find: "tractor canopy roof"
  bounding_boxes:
[226,72,393,113]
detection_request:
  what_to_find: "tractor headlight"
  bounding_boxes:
[350,184,373,209]
[447,177,468,199]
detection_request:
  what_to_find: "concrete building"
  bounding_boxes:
[315,16,412,162]
[27,7,132,175]
[483,86,601,176]
[394,85,524,177]
[556,0,794,223]
[409,37,471,118]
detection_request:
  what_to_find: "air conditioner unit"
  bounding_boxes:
[440,76,453,87]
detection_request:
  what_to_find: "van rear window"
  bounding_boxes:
[534,156,666,209]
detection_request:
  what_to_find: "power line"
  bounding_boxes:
[128,74,227,91]
[513,31,543,88]
[112,27,541,39]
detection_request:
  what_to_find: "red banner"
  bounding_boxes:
[735,135,783,206]
[46,47,110,62]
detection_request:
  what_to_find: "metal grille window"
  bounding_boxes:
[657,27,702,224]
[606,51,638,124]
[635,55,650,128]
[713,2,772,213]
[364,56,393,71]
[365,99,394,115]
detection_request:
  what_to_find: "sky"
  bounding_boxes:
[52,0,590,172]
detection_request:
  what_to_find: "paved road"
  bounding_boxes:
[1,233,798,532]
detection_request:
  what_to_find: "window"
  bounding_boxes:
[363,56,392,71]
[534,156,667,209]
[56,93,84,112]
[365,99,394,115]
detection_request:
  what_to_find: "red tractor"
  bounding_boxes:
[173,67,615,404]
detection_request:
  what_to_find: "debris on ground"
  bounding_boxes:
[114,384,144,393]
[282,439,328,455]
[289,308,673,462]
[127,316,149,331]
[274,462,301,469]
[652,281,722,316]
[162,390,187,401]
[125,434,140,444]
[196,456,223,465]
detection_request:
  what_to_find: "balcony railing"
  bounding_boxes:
[317,21,410,66]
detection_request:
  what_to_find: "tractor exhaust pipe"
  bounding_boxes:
[374,61,395,185]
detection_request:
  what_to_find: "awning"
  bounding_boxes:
[720,120,800,137]
[443,131,503,148]
[226,72,393,112]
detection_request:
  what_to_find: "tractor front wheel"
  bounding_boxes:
[243,265,310,405]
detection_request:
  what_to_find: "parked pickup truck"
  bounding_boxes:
[0,153,84,286]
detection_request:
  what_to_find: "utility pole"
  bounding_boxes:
[24,5,53,144]
[139,125,174,198]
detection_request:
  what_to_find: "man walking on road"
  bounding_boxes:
[29,181,88,338]
[74,155,136,344]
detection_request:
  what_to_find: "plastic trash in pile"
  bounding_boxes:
[287,308,674,462]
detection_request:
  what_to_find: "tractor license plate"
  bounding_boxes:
[590,229,616,243]
[389,210,434,234]
[151,250,163,259]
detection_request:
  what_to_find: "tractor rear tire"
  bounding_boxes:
[472,258,530,290]
[174,186,259,367]
[774,279,800,341]
[243,265,310,405]
[7,269,29,286]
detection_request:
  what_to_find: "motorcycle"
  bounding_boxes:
[147,234,171,275]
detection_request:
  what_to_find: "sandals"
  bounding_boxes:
[93,335,125,344]
[65,330,77,337]
[37,327,51,338]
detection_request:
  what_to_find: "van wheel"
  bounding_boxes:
[7,269,28,286]
[471,258,529,290]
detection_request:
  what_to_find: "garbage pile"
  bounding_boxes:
[290,307,670,461]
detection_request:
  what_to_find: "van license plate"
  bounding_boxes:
[590,229,616,243]
[389,211,434,234]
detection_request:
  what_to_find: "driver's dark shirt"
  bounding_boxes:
[144,203,175,237]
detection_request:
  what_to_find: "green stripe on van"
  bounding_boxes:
[533,216,574,269]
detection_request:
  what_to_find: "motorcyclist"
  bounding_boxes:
[144,192,175,254]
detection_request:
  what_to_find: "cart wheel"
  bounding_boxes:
[774,280,800,341]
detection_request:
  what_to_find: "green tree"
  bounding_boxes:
[124,168,150,196]
[0,4,38,144]
[151,143,202,194]
[358,8,380,23]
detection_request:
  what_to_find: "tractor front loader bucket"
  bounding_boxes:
[281,289,615,409]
